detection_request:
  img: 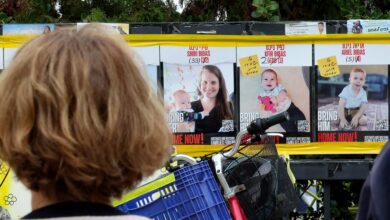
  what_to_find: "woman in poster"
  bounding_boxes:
[191,65,233,133]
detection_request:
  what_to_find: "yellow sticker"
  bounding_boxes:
[239,55,261,76]
[317,56,340,78]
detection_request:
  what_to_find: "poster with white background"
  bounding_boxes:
[315,43,389,143]
[315,44,390,65]
[347,19,390,34]
[238,44,312,144]
[161,46,236,145]
[237,44,312,67]
[285,21,327,35]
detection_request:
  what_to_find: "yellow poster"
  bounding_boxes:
[318,56,340,77]
[239,55,261,76]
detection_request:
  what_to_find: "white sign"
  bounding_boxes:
[285,21,327,35]
[161,46,235,65]
[347,20,390,34]
[237,44,312,67]
[130,46,160,66]
[315,44,390,65]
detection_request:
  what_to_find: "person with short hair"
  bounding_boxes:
[318,22,325,34]
[0,24,171,219]
[337,67,368,129]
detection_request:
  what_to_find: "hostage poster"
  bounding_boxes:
[161,45,236,145]
[347,19,390,34]
[238,44,312,144]
[316,43,389,142]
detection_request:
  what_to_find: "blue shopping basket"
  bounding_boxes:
[116,161,231,220]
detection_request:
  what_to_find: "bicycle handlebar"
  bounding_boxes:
[247,111,290,136]
[224,111,289,158]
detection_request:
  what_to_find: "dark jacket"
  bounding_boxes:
[22,202,149,219]
[357,142,390,220]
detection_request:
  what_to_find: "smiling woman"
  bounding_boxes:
[191,65,233,133]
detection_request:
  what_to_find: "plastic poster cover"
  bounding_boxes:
[315,43,389,142]
[161,46,236,145]
[285,21,327,35]
[130,46,160,91]
[146,65,158,92]
[76,23,129,34]
[0,49,3,70]
[347,19,390,34]
[2,24,56,68]
[238,44,312,144]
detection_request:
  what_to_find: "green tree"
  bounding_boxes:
[251,0,279,21]
[14,0,59,23]
[178,0,255,21]
[83,8,108,22]
[116,0,179,22]
[58,0,91,22]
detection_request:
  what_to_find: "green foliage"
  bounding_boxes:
[58,0,90,22]
[82,8,108,22]
[0,0,59,23]
[337,0,390,19]
[251,0,280,21]
[58,0,179,23]
[1,0,390,23]
[179,0,256,21]
[0,12,14,24]
[118,0,180,22]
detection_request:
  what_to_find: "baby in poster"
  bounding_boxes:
[317,65,388,132]
[240,66,310,135]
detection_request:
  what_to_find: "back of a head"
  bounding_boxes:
[0,24,171,203]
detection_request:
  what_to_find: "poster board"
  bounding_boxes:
[161,45,236,145]
[238,44,312,144]
[315,43,389,142]
[0,23,390,218]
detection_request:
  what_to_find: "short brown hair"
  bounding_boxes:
[350,67,367,78]
[0,24,171,203]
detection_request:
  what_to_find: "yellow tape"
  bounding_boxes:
[0,35,36,48]
[124,33,390,46]
[284,155,296,185]
[176,142,385,157]
[2,33,390,48]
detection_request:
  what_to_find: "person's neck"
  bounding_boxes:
[202,96,216,105]
[351,86,361,94]
[31,191,60,210]
[31,191,111,210]
[201,97,216,112]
